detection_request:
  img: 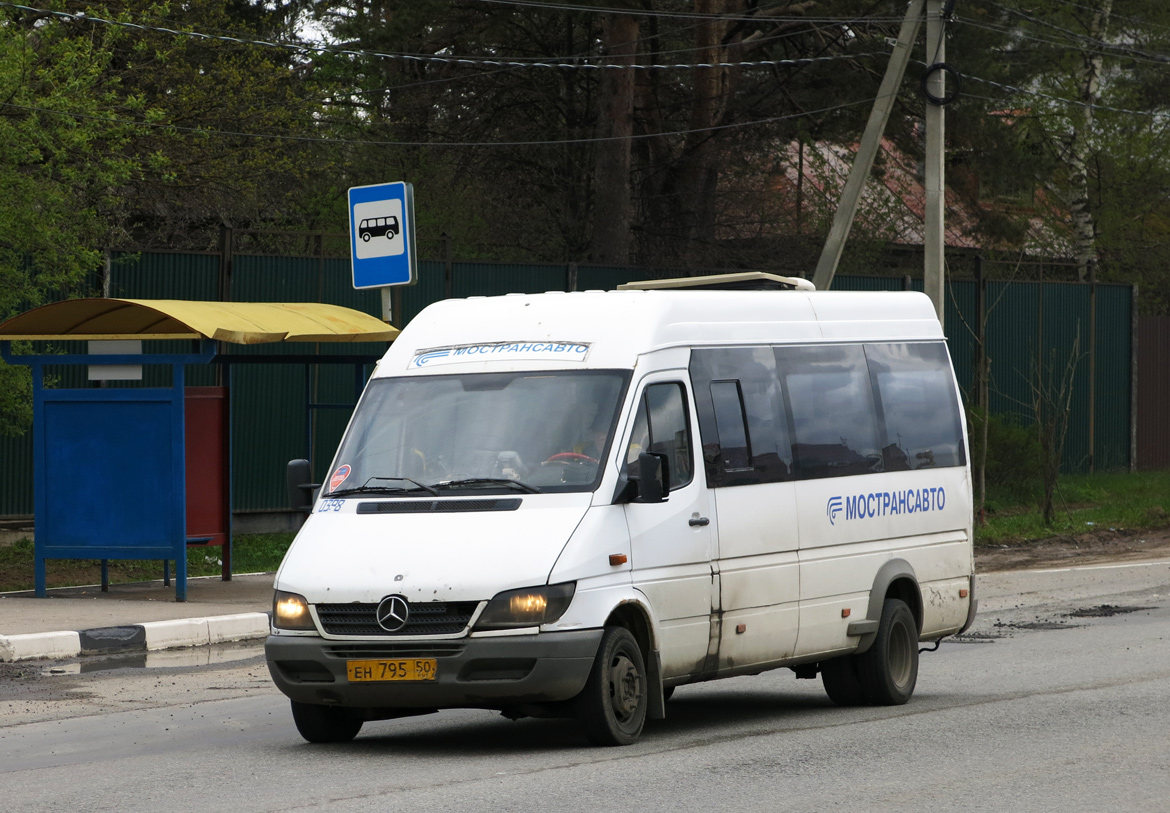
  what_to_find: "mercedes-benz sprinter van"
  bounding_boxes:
[266,281,977,746]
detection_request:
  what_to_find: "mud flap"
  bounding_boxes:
[647,649,666,720]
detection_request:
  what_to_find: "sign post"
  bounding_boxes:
[348,181,417,323]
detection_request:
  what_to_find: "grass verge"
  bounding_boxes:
[975,470,1170,546]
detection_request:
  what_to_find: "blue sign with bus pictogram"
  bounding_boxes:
[348,181,417,289]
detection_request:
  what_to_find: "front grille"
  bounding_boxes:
[316,601,480,636]
[324,642,466,659]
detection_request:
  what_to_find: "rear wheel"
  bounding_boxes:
[856,598,918,705]
[577,626,648,746]
[290,700,363,743]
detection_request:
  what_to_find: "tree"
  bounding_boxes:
[951,1,1170,303]
[0,3,139,434]
[0,0,332,434]
[301,0,899,265]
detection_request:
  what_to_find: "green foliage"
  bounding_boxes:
[953,1,1170,303]
[0,4,135,323]
[967,405,1043,493]
[0,357,33,437]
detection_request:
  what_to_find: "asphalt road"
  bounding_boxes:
[2,558,1170,813]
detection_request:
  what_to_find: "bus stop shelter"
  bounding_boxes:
[0,299,397,600]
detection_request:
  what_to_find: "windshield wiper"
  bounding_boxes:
[330,477,440,497]
[431,478,542,494]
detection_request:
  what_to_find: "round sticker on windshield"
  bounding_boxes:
[329,464,352,492]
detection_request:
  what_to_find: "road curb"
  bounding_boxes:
[0,612,271,663]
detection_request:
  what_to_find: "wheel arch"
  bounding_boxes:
[855,558,922,655]
[604,599,666,720]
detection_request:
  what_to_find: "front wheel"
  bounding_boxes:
[290,700,363,743]
[856,598,919,705]
[577,627,648,746]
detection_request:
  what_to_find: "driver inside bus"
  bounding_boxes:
[547,419,609,464]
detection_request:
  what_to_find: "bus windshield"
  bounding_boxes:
[327,370,629,495]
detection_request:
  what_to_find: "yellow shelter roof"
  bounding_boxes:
[0,299,398,345]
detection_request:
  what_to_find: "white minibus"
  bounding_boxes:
[266,277,977,746]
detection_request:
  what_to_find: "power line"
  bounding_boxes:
[467,0,907,25]
[0,2,891,72]
[0,96,879,148]
[959,10,1170,66]
[961,73,1170,119]
[986,0,1170,40]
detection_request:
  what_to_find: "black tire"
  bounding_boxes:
[856,598,919,705]
[577,627,648,746]
[361,232,371,242]
[290,700,363,743]
[820,656,867,706]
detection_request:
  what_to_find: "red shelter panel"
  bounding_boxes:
[185,386,230,577]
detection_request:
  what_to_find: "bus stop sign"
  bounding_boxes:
[348,181,417,289]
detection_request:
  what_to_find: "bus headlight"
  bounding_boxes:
[474,583,575,631]
[273,590,316,631]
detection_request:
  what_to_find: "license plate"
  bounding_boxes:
[346,658,437,682]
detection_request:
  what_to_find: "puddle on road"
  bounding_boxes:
[42,640,264,676]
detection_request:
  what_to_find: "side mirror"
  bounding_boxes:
[633,452,670,503]
[286,459,320,512]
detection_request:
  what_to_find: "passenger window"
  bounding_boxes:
[690,347,792,486]
[625,383,693,490]
[778,345,882,479]
[866,342,966,469]
[710,381,751,471]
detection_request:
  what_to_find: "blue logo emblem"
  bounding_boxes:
[411,349,451,368]
[826,496,844,525]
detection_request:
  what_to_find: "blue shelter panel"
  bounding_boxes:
[41,395,178,551]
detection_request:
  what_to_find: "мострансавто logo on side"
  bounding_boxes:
[826,487,946,526]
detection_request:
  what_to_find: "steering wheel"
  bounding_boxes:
[543,452,599,465]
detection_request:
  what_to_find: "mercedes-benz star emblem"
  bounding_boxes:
[376,595,410,632]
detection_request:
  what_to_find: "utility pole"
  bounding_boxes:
[812,0,925,292]
[923,0,947,327]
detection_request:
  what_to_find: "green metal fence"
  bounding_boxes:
[0,253,1134,517]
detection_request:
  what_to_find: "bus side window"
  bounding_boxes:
[710,380,751,471]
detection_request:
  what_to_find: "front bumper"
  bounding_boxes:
[265,629,604,710]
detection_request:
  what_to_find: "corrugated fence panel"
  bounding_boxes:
[402,260,446,326]
[0,433,33,516]
[1137,314,1170,470]
[1040,283,1093,473]
[1095,286,1133,471]
[109,251,219,300]
[834,275,906,292]
[578,265,641,290]
[944,279,978,406]
[452,262,569,298]
[986,280,1041,424]
[230,362,310,511]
